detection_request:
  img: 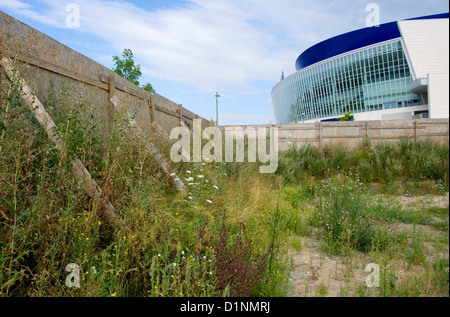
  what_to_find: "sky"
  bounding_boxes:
[0,0,448,125]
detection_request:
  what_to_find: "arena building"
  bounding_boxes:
[271,13,449,123]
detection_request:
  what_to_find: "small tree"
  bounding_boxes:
[142,82,155,94]
[113,49,155,93]
[112,49,142,86]
[339,112,354,121]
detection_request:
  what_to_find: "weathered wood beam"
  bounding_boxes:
[1,56,121,229]
[109,95,186,192]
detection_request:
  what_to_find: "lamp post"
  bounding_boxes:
[215,91,220,125]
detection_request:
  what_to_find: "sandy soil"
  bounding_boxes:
[289,194,449,297]
[379,194,449,210]
[289,233,372,297]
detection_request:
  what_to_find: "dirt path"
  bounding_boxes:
[289,233,371,297]
[289,194,449,297]
[378,194,449,210]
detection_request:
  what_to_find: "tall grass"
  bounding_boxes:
[277,139,449,190]
[0,64,298,297]
[311,174,403,254]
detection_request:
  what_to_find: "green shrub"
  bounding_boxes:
[314,174,378,253]
[277,143,324,183]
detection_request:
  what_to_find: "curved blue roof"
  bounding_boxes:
[295,12,449,71]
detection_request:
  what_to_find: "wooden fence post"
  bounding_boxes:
[318,122,325,160]
[107,72,116,133]
[109,96,186,193]
[414,121,417,142]
[365,121,378,157]
[1,56,121,229]
[150,94,156,123]
[179,104,183,123]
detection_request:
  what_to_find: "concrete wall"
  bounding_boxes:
[0,11,209,137]
[219,119,449,152]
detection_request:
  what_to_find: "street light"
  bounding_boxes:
[215,91,220,125]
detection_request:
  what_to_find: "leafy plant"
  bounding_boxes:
[314,175,378,253]
[214,223,268,297]
[112,49,142,86]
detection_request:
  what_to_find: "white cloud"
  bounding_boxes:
[68,0,402,93]
[0,0,30,10]
[0,0,63,27]
[67,0,299,92]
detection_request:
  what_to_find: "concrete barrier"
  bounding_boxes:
[219,119,449,152]
[0,10,209,137]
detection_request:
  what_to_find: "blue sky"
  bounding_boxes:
[1,0,448,125]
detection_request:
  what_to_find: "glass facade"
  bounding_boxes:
[272,39,422,123]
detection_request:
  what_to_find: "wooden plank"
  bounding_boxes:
[321,135,366,139]
[416,132,449,137]
[150,95,155,123]
[107,72,115,135]
[366,125,425,130]
[14,51,109,91]
[370,136,416,140]
[100,74,148,101]
[101,75,200,121]
[289,127,321,130]
[109,96,186,192]
[414,121,417,142]
[318,123,325,159]
[154,103,197,121]
[1,56,121,229]
[365,122,377,154]
[416,121,450,125]
[109,72,116,98]
[279,138,319,142]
